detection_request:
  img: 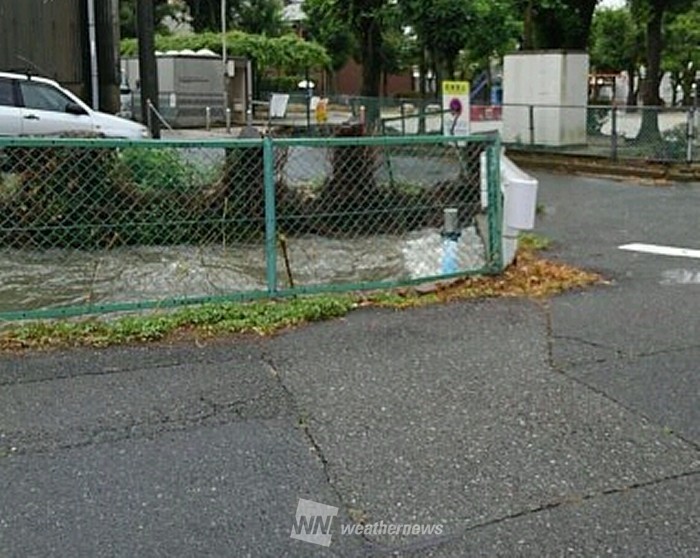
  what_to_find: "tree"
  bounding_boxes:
[379,24,413,96]
[630,0,694,138]
[229,0,286,36]
[181,0,221,32]
[120,0,179,38]
[180,0,286,34]
[662,2,700,105]
[463,0,521,82]
[336,0,392,100]
[303,0,357,74]
[589,7,644,105]
[520,0,599,50]
[401,0,476,86]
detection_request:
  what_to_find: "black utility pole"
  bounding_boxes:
[137,0,160,138]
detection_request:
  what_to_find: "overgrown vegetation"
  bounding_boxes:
[0,135,486,248]
[0,237,602,351]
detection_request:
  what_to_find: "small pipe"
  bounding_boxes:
[441,207,461,275]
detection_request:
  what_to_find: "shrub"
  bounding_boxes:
[117,147,200,191]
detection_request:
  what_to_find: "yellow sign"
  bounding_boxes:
[442,81,470,96]
[315,98,328,124]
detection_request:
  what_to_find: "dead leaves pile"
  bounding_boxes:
[373,246,603,308]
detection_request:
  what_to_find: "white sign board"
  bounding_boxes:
[442,81,470,136]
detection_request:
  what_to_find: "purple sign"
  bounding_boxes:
[449,98,463,116]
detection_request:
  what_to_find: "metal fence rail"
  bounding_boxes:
[501,104,699,163]
[0,133,502,320]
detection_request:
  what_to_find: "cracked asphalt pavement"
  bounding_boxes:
[1,172,699,557]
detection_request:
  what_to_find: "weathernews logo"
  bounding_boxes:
[290,498,339,547]
[290,498,444,548]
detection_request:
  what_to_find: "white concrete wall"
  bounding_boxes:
[503,52,589,146]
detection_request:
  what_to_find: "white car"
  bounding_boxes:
[0,71,149,139]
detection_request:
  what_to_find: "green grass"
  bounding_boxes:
[518,232,552,251]
[1,295,355,351]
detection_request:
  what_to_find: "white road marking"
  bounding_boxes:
[619,243,700,260]
[660,269,700,285]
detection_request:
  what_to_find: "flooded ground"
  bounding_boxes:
[0,227,486,315]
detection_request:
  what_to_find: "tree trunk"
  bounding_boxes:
[445,58,455,81]
[681,71,693,106]
[418,47,427,135]
[522,0,534,50]
[626,65,637,107]
[359,17,383,128]
[638,1,664,142]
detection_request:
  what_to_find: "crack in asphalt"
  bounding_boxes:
[0,350,257,387]
[551,333,623,354]
[0,390,289,459]
[260,352,379,553]
[369,468,700,557]
[635,343,700,359]
[541,301,700,454]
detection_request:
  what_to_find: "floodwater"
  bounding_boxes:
[0,228,485,314]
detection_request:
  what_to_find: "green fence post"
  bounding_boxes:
[487,137,503,273]
[264,136,278,295]
[611,106,619,162]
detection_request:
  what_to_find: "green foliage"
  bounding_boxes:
[468,0,521,65]
[228,0,287,36]
[258,75,304,93]
[119,0,179,38]
[662,2,700,105]
[587,107,609,136]
[117,148,207,191]
[336,0,394,98]
[120,31,330,72]
[518,0,599,50]
[518,232,551,251]
[180,0,286,34]
[303,0,357,72]
[4,295,357,348]
[630,0,695,109]
[589,8,642,73]
[401,0,475,79]
[654,123,690,160]
[0,147,127,249]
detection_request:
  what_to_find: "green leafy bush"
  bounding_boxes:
[121,31,330,74]
[117,148,199,191]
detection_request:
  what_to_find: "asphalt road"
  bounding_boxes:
[0,171,699,557]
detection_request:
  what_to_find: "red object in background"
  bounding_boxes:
[470,105,502,121]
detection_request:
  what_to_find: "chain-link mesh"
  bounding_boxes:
[0,134,500,319]
[273,131,495,290]
[501,104,700,163]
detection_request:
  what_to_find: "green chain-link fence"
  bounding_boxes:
[502,104,700,163]
[0,133,502,320]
